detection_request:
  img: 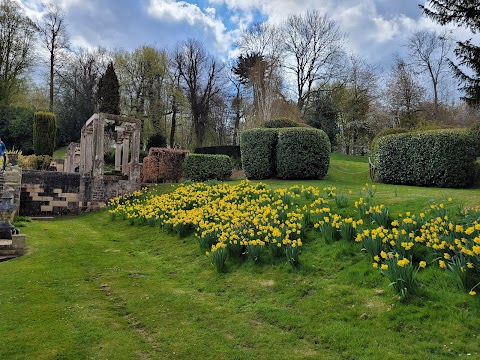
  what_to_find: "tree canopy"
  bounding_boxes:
[420,0,480,106]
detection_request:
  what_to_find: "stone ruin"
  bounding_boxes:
[79,113,142,181]
[19,113,143,216]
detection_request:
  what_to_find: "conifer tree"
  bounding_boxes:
[420,1,480,106]
[97,62,120,114]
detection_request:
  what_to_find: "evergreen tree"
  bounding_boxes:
[420,1,480,106]
[97,62,120,115]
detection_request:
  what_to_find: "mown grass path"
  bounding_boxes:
[1,155,479,359]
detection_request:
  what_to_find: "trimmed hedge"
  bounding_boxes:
[471,120,480,156]
[374,129,478,188]
[261,118,302,128]
[183,154,232,182]
[33,111,57,156]
[240,128,278,179]
[276,127,331,179]
[194,145,241,159]
[370,127,409,153]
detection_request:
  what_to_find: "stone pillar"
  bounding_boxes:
[92,114,105,177]
[129,126,142,183]
[122,133,130,175]
[114,126,125,171]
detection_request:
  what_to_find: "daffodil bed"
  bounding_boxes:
[108,180,480,298]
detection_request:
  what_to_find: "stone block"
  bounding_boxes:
[41,205,53,212]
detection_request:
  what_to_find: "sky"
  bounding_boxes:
[16,0,479,80]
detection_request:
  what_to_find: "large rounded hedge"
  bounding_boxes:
[276,127,331,179]
[374,129,478,188]
[240,128,278,179]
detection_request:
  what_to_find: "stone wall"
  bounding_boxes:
[20,171,83,216]
[20,171,141,216]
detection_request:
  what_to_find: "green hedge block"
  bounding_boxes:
[276,127,331,180]
[374,129,477,188]
[33,111,57,156]
[240,128,278,179]
[183,154,232,182]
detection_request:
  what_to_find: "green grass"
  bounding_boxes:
[1,154,480,359]
[53,146,67,159]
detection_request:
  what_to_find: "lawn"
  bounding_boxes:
[1,154,479,359]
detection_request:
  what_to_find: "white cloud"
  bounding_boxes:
[146,0,229,53]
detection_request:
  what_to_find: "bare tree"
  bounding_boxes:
[282,9,345,115]
[236,23,287,125]
[38,3,69,112]
[386,57,424,128]
[174,39,225,147]
[407,29,453,118]
[0,0,37,106]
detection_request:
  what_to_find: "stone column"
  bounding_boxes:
[114,126,125,171]
[92,115,105,177]
[122,133,130,175]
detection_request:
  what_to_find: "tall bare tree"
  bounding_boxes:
[282,9,345,115]
[38,3,69,112]
[236,23,287,125]
[0,0,37,106]
[407,29,452,118]
[386,57,424,128]
[174,39,225,147]
[115,45,170,143]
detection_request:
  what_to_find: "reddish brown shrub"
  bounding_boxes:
[141,148,189,183]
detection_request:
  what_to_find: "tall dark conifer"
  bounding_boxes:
[420,1,480,106]
[97,62,120,114]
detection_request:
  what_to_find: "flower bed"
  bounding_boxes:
[108,181,480,299]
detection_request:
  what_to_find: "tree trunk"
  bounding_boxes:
[169,101,177,148]
[49,50,54,112]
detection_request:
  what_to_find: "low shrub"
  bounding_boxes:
[276,127,331,180]
[183,154,232,182]
[374,129,477,188]
[18,154,53,170]
[240,128,278,179]
[195,145,241,169]
[261,118,303,128]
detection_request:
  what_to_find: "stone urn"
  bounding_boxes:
[0,192,17,239]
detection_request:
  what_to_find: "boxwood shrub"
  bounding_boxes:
[374,129,478,188]
[276,127,331,180]
[183,154,232,182]
[240,128,278,179]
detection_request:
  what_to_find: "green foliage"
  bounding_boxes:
[374,129,478,188]
[0,105,34,153]
[240,128,278,179]
[18,154,52,170]
[97,62,120,115]
[183,154,232,182]
[304,90,339,146]
[33,111,57,156]
[370,127,409,152]
[471,120,480,156]
[276,127,331,180]
[261,118,302,128]
[194,145,240,159]
[146,133,167,149]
